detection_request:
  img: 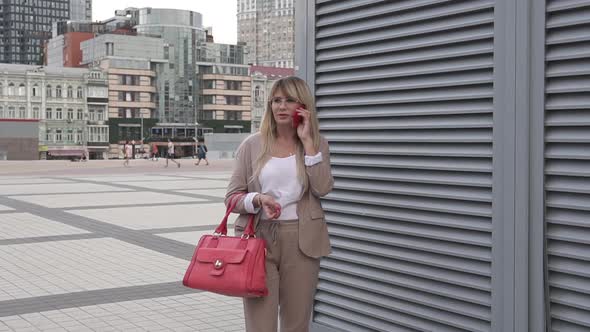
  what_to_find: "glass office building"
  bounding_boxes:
[0,0,69,64]
[133,8,207,125]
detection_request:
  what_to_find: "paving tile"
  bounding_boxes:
[131,179,229,190]
[0,213,89,240]
[12,191,198,209]
[0,238,188,301]
[174,188,228,198]
[0,183,128,196]
[68,203,228,230]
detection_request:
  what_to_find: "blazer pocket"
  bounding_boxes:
[311,208,325,219]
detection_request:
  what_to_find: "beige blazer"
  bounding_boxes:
[225,133,334,258]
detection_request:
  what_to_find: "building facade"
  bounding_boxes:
[69,0,92,21]
[237,0,294,67]
[197,42,251,133]
[80,33,163,156]
[0,0,69,65]
[85,69,109,159]
[250,65,293,132]
[0,64,108,159]
[132,8,207,125]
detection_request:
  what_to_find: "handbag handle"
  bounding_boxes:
[215,192,256,237]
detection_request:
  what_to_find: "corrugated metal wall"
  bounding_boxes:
[294,0,590,331]
[311,1,494,331]
[544,0,590,330]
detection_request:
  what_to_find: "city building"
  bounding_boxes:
[0,64,108,159]
[80,33,163,157]
[69,0,92,21]
[85,68,109,159]
[237,0,294,67]
[46,21,108,67]
[250,65,293,132]
[0,0,93,65]
[197,42,251,134]
[132,8,207,125]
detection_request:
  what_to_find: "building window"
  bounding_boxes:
[76,131,82,143]
[226,81,241,90]
[0,83,3,96]
[18,107,25,118]
[46,130,52,142]
[226,96,242,105]
[46,85,52,97]
[76,86,83,99]
[203,111,215,120]
[89,109,95,121]
[118,109,125,118]
[67,108,74,120]
[77,109,83,120]
[7,83,14,96]
[132,109,140,118]
[66,130,73,142]
[106,42,114,56]
[8,107,15,118]
[97,110,104,121]
[224,111,242,121]
[33,107,39,119]
[203,95,215,104]
[254,86,262,102]
[32,84,39,97]
[204,80,214,89]
[120,75,138,85]
[55,108,62,120]
[18,84,25,96]
[56,85,62,98]
[0,107,3,118]
[67,86,73,98]
[55,129,62,142]
[46,108,52,119]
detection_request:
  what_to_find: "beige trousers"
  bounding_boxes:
[243,219,320,332]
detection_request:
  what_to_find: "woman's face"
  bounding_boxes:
[270,91,301,127]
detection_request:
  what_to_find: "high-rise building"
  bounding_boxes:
[237,0,294,68]
[69,0,92,21]
[0,0,92,65]
[132,8,207,125]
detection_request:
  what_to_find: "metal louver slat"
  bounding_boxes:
[312,1,494,330]
[320,260,492,305]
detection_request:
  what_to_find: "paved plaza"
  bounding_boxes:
[0,159,246,331]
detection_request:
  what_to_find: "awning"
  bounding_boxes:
[48,150,84,156]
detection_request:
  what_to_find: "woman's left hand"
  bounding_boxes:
[295,106,312,143]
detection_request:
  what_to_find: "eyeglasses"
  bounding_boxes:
[270,97,300,106]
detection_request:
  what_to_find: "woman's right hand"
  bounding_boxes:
[258,194,281,219]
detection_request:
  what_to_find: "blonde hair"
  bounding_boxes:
[252,76,320,193]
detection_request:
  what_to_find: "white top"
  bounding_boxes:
[244,152,323,220]
[167,142,174,154]
[124,145,132,158]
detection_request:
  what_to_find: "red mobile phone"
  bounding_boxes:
[292,103,305,128]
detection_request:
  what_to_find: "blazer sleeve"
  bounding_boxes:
[225,139,252,214]
[306,136,334,198]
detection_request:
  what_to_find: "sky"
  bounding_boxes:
[92,0,238,44]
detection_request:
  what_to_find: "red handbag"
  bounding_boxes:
[182,193,268,297]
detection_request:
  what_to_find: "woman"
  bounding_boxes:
[225,76,333,332]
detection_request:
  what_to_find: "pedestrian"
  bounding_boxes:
[225,76,333,332]
[165,139,180,168]
[123,141,132,167]
[151,143,159,161]
[194,141,209,166]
